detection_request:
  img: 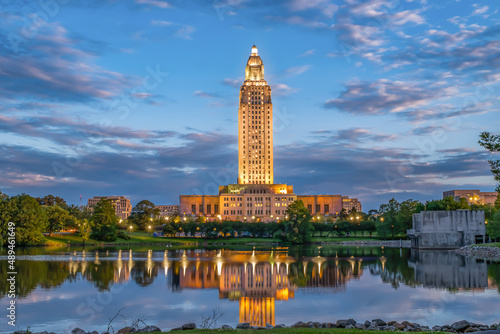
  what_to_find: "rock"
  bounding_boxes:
[323,323,336,328]
[373,319,387,326]
[346,324,355,329]
[386,326,396,331]
[138,326,161,333]
[89,331,99,334]
[221,325,233,329]
[72,328,87,334]
[337,319,356,328]
[394,323,406,330]
[464,328,479,333]
[34,332,49,334]
[402,321,412,327]
[180,323,195,331]
[118,327,134,334]
[433,326,443,331]
[236,323,251,329]
[355,323,367,330]
[312,322,322,328]
[451,321,471,332]
[388,321,397,326]
[266,323,274,329]
[292,321,308,328]
[275,324,286,328]
[368,324,379,331]
[170,327,182,331]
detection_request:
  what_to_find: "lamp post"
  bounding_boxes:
[129,225,133,236]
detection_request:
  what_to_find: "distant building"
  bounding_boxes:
[443,189,498,205]
[87,196,132,220]
[408,210,486,249]
[179,45,361,222]
[155,205,179,217]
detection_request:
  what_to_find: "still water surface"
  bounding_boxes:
[0,245,499,333]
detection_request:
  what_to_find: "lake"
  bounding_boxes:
[1,245,499,333]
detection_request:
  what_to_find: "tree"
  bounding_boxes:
[43,205,75,236]
[379,198,400,238]
[91,199,118,241]
[79,219,93,245]
[487,210,500,241]
[479,132,500,193]
[128,200,160,230]
[396,199,420,234]
[280,200,314,243]
[0,194,48,246]
[36,194,67,207]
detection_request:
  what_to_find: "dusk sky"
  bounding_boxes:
[1,0,499,210]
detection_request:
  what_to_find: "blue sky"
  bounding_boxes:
[0,0,499,210]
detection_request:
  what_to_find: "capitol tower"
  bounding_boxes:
[179,45,361,222]
[238,45,274,185]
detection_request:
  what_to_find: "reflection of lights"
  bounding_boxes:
[379,256,387,272]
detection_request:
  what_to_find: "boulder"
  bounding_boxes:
[432,326,443,331]
[388,321,397,326]
[373,319,388,326]
[386,326,396,331]
[221,325,233,329]
[292,321,308,328]
[355,323,367,330]
[170,327,182,331]
[266,323,274,329]
[180,323,196,330]
[451,321,471,332]
[322,323,336,328]
[117,327,134,334]
[464,328,479,333]
[394,323,406,330]
[337,319,356,328]
[236,323,251,329]
[72,328,87,334]
[89,331,99,334]
[275,324,286,328]
[138,326,161,333]
[346,325,355,329]
[365,321,372,327]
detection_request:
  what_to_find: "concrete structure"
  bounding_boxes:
[407,210,486,249]
[87,195,132,220]
[238,45,274,185]
[443,189,498,206]
[155,205,179,217]
[179,45,362,222]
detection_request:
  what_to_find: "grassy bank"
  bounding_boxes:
[42,232,283,247]
[41,233,385,247]
[477,242,500,248]
[134,330,439,334]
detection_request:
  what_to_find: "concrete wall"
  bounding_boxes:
[409,210,486,249]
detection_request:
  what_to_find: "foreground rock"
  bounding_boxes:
[455,246,500,261]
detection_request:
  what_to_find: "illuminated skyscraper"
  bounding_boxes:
[238,45,274,185]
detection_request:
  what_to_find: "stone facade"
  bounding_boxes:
[408,210,486,249]
[155,205,179,217]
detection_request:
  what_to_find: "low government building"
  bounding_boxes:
[407,210,486,249]
[443,189,498,205]
[155,205,179,217]
[179,46,361,222]
[87,195,132,220]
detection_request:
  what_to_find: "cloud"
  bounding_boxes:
[136,0,170,9]
[174,25,196,39]
[335,128,397,143]
[222,78,241,88]
[299,49,316,57]
[472,5,488,16]
[391,10,426,25]
[0,22,134,103]
[151,20,173,26]
[284,65,311,76]
[265,15,329,29]
[272,83,297,96]
[324,79,442,115]
[288,0,338,18]
[193,91,220,98]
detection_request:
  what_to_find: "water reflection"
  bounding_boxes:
[0,246,499,331]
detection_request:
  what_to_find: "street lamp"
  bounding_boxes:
[129,225,133,236]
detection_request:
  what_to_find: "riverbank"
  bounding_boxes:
[454,244,500,261]
[39,319,500,334]
[41,233,398,248]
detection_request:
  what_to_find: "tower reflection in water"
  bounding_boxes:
[64,248,376,327]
